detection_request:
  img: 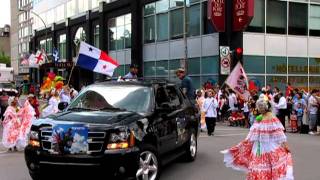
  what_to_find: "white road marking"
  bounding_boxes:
[199,133,247,138]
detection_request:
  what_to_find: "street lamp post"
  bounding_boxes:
[183,0,188,72]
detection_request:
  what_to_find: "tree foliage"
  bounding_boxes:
[0,51,10,67]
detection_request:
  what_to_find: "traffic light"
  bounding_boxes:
[233,47,243,62]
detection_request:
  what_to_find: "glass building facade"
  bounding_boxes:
[30,0,320,90]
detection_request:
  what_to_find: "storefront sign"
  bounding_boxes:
[208,0,226,32]
[40,62,74,69]
[220,46,231,75]
[233,0,254,31]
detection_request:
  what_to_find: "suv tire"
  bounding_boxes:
[136,144,160,180]
[183,129,198,162]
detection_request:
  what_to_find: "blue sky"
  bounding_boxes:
[0,0,10,27]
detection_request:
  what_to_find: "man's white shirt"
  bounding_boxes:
[202,97,218,118]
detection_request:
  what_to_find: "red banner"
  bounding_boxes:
[233,0,254,32]
[208,0,226,32]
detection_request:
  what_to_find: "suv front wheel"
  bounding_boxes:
[136,145,160,180]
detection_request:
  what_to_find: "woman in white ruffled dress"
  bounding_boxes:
[42,90,60,118]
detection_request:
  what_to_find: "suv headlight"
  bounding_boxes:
[28,131,40,147]
[107,130,135,150]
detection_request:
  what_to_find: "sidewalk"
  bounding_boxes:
[0,125,6,152]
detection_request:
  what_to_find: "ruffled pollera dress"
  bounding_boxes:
[221,115,294,180]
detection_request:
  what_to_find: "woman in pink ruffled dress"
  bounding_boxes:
[221,97,294,180]
[17,100,35,148]
[1,97,20,151]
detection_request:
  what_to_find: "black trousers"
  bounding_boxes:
[277,109,287,131]
[205,117,216,135]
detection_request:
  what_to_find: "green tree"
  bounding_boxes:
[0,51,10,67]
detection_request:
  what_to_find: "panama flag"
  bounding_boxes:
[76,42,119,76]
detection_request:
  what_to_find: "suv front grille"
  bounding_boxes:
[40,127,106,154]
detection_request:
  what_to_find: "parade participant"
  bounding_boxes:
[196,90,206,131]
[176,68,195,100]
[124,64,139,79]
[307,89,319,135]
[275,92,287,132]
[202,89,218,136]
[70,85,79,99]
[290,110,298,133]
[60,86,71,104]
[42,90,60,118]
[28,94,40,119]
[221,97,294,180]
[1,97,20,151]
[17,100,35,148]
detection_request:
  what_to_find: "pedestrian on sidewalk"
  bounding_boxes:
[0,91,9,121]
[196,89,206,131]
[307,89,319,135]
[275,92,287,132]
[202,89,218,136]
[221,97,294,180]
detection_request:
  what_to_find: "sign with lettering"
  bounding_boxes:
[208,0,226,32]
[220,46,231,75]
[233,0,254,31]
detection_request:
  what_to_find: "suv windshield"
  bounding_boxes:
[68,85,152,113]
[0,83,14,89]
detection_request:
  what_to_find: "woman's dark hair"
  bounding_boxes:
[311,89,318,94]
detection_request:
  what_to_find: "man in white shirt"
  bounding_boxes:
[228,90,237,112]
[308,89,319,135]
[275,92,287,131]
[202,89,218,136]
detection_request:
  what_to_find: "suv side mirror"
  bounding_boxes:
[58,102,68,111]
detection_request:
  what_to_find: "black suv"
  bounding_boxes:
[25,80,199,180]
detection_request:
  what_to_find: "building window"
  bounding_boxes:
[170,0,184,9]
[248,76,265,90]
[201,56,218,74]
[108,13,131,51]
[144,16,155,43]
[187,4,200,37]
[243,56,265,74]
[58,34,66,60]
[170,8,184,39]
[67,0,76,17]
[247,0,265,33]
[94,25,100,48]
[56,4,65,22]
[73,27,86,57]
[39,38,52,54]
[309,58,320,75]
[266,56,287,74]
[156,0,169,13]
[310,5,320,36]
[157,13,169,41]
[267,0,287,34]
[145,3,156,16]
[144,61,156,77]
[266,76,287,93]
[156,60,169,77]
[288,2,308,35]
[310,76,320,90]
[78,0,89,13]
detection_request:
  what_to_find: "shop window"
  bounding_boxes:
[124,24,131,48]
[188,58,200,75]
[247,0,265,33]
[267,0,287,34]
[144,16,155,43]
[288,57,308,74]
[309,76,320,90]
[144,61,156,77]
[266,76,287,93]
[156,60,169,77]
[310,5,320,36]
[309,58,320,75]
[248,76,265,91]
[190,76,200,89]
[157,13,169,41]
[145,3,156,16]
[288,2,308,35]
[58,34,66,60]
[187,4,200,37]
[243,56,265,74]
[170,0,184,8]
[108,14,131,50]
[187,0,200,6]
[288,76,308,91]
[170,8,184,39]
[201,56,218,74]
[266,56,287,74]
[109,27,116,51]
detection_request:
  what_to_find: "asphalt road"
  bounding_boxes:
[1,126,320,180]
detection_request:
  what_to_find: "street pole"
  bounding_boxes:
[183,0,188,72]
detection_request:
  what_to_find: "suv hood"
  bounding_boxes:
[34,111,143,126]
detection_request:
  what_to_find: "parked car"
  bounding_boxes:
[0,82,18,96]
[25,80,199,180]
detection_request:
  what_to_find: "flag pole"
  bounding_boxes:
[67,42,80,86]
